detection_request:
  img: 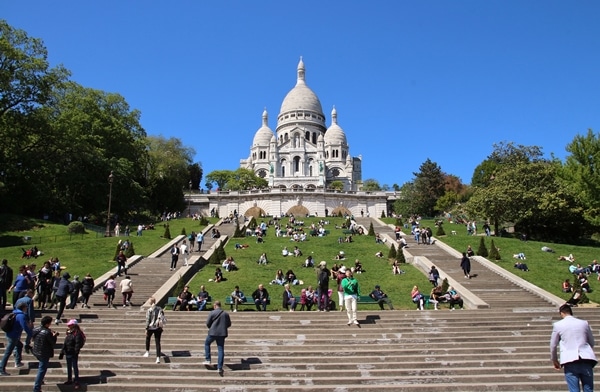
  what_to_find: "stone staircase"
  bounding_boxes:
[1,218,596,391]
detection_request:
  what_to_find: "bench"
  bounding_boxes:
[225,295,270,311]
[167,296,212,311]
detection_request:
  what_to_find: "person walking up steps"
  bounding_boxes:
[144,297,164,364]
[341,268,360,326]
[550,304,597,392]
[203,300,231,376]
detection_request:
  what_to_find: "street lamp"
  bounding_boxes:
[188,180,192,217]
[105,171,114,237]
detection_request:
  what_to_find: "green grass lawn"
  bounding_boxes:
[188,216,430,310]
[414,219,600,305]
[0,214,216,279]
[3,213,597,309]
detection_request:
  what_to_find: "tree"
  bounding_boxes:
[368,222,375,236]
[393,181,418,217]
[466,160,584,242]
[489,239,501,260]
[388,244,397,259]
[226,168,268,191]
[412,159,446,216]
[329,180,344,191]
[205,170,232,191]
[0,20,70,214]
[471,142,544,188]
[188,162,203,191]
[562,129,600,227]
[362,178,382,192]
[476,237,488,257]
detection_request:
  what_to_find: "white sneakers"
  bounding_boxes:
[203,360,211,365]
[143,351,149,357]
[156,357,160,363]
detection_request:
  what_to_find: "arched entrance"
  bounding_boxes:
[245,206,267,218]
[330,206,351,217]
[286,205,309,217]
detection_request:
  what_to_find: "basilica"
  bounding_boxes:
[240,58,362,191]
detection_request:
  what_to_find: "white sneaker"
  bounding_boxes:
[143,351,149,357]
[347,320,352,325]
[202,360,211,365]
[233,309,237,312]
[353,320,359,325]
[155,357,160,363]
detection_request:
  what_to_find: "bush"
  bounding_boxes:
[396,246,406,263]
[441,277,449,293]
[233,223,245,238]
[388,244,397,259]
[125,242,135,258]
[216,242,227,261]
[181,227,187,236]
[436,223,446,236]
[171,275,186,297]
[248,217,257,230]
[368,223,375,236]
[381,210,386,218]
[67,221,86,234]
[163,224,171,239]
[477,237,489,257]
[489,239,501,260]
[208,249,220,265]
[395,217,403,227]
[199,216,209,226]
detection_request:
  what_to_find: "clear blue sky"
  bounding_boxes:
[4,1,600,187]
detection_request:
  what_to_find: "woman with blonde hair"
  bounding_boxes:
[411,285,425,310]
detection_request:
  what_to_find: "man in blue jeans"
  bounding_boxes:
[550,304,597,392]
[32,316,58,392]
[203,301,231,376]
[0,301,32,375]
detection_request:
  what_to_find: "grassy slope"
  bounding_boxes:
[3,214,596,309]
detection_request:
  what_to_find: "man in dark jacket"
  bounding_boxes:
[0,259,13,311]
[55,272,73,325]
[32,316,58,392]
[203,301,231,376]
[316,261,330,312]
[0,301,33,375]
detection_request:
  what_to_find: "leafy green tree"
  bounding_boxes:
[205,170,232,191]
[0,20,70,214]
[412,159,446,217]
[188,162,203,191]
[226,168,268,191]
[471,142,543,188]
[124,242,135,258]
[362,178,382,191]
[562,129,600,227]
[477,237,488,257]
[393,182,418,217]
[467,160,584,242]
[329,180,344,191]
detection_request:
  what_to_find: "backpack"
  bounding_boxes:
[0,313,16,333]
[157,309,167,328]
[78,330,86,348]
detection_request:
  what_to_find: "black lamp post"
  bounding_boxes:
[105,171,114,237]
[188,180,192,217]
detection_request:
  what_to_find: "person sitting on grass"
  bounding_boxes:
[270,269,285,285]
[257,252,268,265]
[565,289,583,307]
[562,279,573,293]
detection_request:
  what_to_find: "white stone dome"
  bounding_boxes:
[324,106,347,145]
[279,58,324,116]
[253,109,274,146]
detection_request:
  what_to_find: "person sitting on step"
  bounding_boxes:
[174,286,193,311]
[447,286,464,310]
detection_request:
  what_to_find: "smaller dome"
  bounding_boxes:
[253,109,274,146]
[324,106,347,145]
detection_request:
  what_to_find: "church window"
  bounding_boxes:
[282,165,286,177]
[285,115,289,119]
[305,131,310,140]
[332,168,340,177]
[325,151,329,159]
[284,133,289,142]
[291,113,296,117]
[312,132,317,144]
[294,156,300,173]
[257,169,267,178]
[309,165,313,176]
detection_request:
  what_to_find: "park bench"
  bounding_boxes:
[225,295,270,311]
[167,295,212,311]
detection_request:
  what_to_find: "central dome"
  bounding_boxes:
[279,58,324,116]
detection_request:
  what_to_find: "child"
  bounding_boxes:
[60,319,85,389]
